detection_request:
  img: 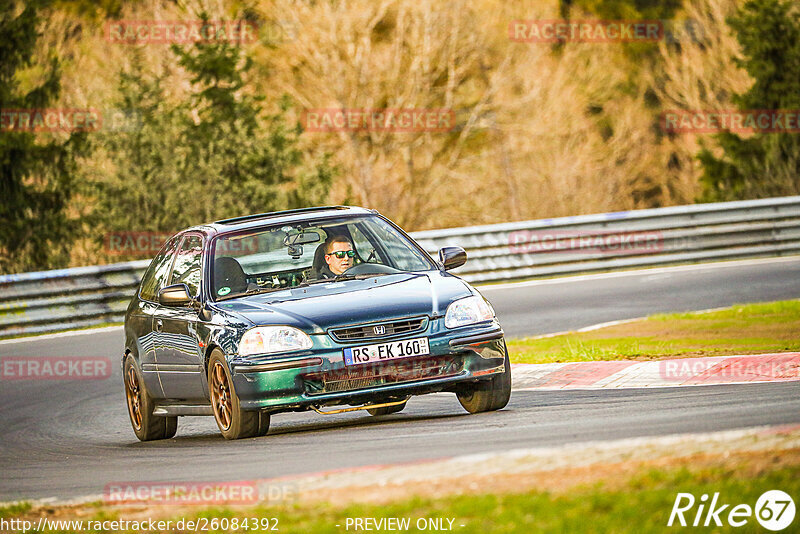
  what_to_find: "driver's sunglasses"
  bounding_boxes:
[328,250,355,259]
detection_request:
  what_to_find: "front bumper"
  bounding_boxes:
[229,318,506,412]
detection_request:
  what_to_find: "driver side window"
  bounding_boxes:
[170,234,204,297]
[139,237,180,302]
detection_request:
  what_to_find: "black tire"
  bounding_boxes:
[367,400,407,416]
[124,355,178,441]
[457,348,512,414]
[208,350,270,440]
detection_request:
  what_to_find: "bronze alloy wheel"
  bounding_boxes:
[211,360,233,431]
[207,350,270,439]
[125,366,143,430]
[123,355,177,441]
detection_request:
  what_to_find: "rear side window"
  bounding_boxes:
[139,237,180,301]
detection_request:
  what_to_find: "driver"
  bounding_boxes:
[319,235,355,278]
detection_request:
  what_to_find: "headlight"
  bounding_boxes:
[444,296,495,328]
[238,326,313,356]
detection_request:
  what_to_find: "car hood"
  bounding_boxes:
[211,271,474,332]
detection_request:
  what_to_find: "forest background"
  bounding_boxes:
[1,0,798,273]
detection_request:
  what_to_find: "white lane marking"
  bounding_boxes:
[576,317,645,332]
[480,255,800,291]
[519,301,793,340]
[0,325,123,345]
[574,306,732,333]
[523,317,657,340]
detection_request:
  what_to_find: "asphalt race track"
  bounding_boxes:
[482,256,800,337]
[1,257,799,502]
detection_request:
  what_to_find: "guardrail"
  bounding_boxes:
[2,196,799,338]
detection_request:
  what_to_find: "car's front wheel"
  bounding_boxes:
[208,350,270,440]
[457,350,512,414]
[124,355,177,441]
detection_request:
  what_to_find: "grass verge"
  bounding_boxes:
[3,448,797,533]
[508,300,800,364]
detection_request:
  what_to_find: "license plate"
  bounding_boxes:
[343,337,430,366]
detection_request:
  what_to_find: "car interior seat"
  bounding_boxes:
[310,244,327,279]
[214,257,256,296]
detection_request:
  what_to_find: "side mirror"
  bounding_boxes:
[158,283,192,306]
[438,246,467,271]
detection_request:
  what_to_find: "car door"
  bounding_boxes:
[133,236,182,398]
[153,233,208,400]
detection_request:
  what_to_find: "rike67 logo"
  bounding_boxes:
[668,490,795,531]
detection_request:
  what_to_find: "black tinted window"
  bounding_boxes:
[139,237,180,301]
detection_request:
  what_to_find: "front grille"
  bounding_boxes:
[323,377,379,393]
[330,317,426,342]
[303,356,463,395]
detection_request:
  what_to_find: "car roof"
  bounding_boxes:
[182,206,376,236]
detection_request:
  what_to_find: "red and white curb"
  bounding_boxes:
[512,352,800,390]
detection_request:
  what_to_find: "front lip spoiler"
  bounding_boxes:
[298,371,472,404]
[233,357,323,373]
[448,328,504,348]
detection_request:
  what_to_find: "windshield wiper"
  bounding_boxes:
[292,272,390,288]
[334,272,390,282]
[294,279,330,288]
[241,285,287,296]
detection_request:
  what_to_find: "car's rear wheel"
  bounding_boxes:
[124,355,177,441]
[209,350,269,440]
[367,399,407,416]
[457,349,511,414]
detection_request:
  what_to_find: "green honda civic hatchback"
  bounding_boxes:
[123,206,510,440]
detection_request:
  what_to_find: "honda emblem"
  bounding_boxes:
[373,325,386,335]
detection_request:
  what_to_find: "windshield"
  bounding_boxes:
[211,214,434,300]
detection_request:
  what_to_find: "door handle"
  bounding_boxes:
[155,319,163,332]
